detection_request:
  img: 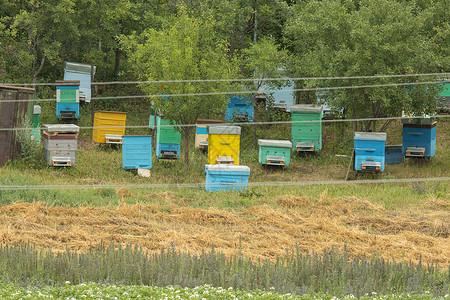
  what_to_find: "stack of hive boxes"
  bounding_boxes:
[156,115,181,159]
[56,80,80,119]
[205,125,250,192]
[42,124,79,167]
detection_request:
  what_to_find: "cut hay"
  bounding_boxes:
[0,195,448,266]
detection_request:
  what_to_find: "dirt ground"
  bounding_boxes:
[0,193,448,266]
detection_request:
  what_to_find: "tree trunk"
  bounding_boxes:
[114,48,121,80]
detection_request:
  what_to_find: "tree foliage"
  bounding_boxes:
[119,8,240,165]
[284,0,448,131]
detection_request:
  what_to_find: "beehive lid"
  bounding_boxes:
[208,125,241,135]
[95,110,127,114]
[42,124,79,133]
[290,104,323,113]
[64,62,96,75]
[33,105,41,115]
[258,139,292,148]
[196,119,223,124]
[205,164,250,172]
[354,132,386,141]
[401,114,436,125]
[55,80,80,86]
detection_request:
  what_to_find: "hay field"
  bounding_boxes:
[0,192,448,266]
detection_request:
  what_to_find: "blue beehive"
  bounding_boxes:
[385,145,404,165]
[225,95,254,122]
[122,136,152,169]
[156,143,181,159]
[57,102,80,119]
[354,132,387,172]
[205,164,250,192]
[56,80,80,119]
[64,62,95,103]
[401,118,436,159]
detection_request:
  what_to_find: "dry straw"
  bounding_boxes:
[0,195,448,266]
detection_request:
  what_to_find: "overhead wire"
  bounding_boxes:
[0,80,447,103]
[0,177,448,191]
[1,115,449,132]
[1,72,449,86]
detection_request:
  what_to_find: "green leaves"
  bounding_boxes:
[284,0,445,130]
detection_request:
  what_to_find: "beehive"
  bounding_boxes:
[258,139,292,166]
[92,111,127,143]
[42,124,79,167]
[122,136,152,169]
[207,126,241,165]
[31,105,41,143]
[225,95,254,122]
[195,119,222,150]
[156,116,181,159]
[291,104,323,151]
[385,145,404,165]
[205,164,250,192]
[63,62,95,103]
[401,117,436,158]
[56,80,80,119]
[354,132,386,172]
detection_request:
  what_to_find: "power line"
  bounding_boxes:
[1,115,448,132]
[1,72,449,86]
[0,177,447,191]
[0,80,447,103]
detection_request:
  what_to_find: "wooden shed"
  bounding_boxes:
[0,85,35,167]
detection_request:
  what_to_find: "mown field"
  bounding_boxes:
[0,106,448,298]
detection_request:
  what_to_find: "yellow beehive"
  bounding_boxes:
[92,111,127,143]
[207,126,241,165]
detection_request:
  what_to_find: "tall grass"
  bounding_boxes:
[0,242,448,297]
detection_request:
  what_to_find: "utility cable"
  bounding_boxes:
[0,177,447,191]
[1,115,448,132]
[0,80,447,103]
[1,72,449,86]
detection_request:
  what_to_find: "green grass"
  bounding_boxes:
[0,283,447,299]
[2,103,448,210]
[0,242,448,298]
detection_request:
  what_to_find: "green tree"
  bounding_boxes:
[0,0,79,84]
[120,8,239,165]
[284,0,445,131]
[242,36,289,97]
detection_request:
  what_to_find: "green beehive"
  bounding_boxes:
[156,115,181,144]
[31,105,41,143]
[291,104,323,151]
[56,80,79,103]
[258,139,292,166]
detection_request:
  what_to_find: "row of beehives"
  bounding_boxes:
[43,105,436,191]
[355,117,436,172]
